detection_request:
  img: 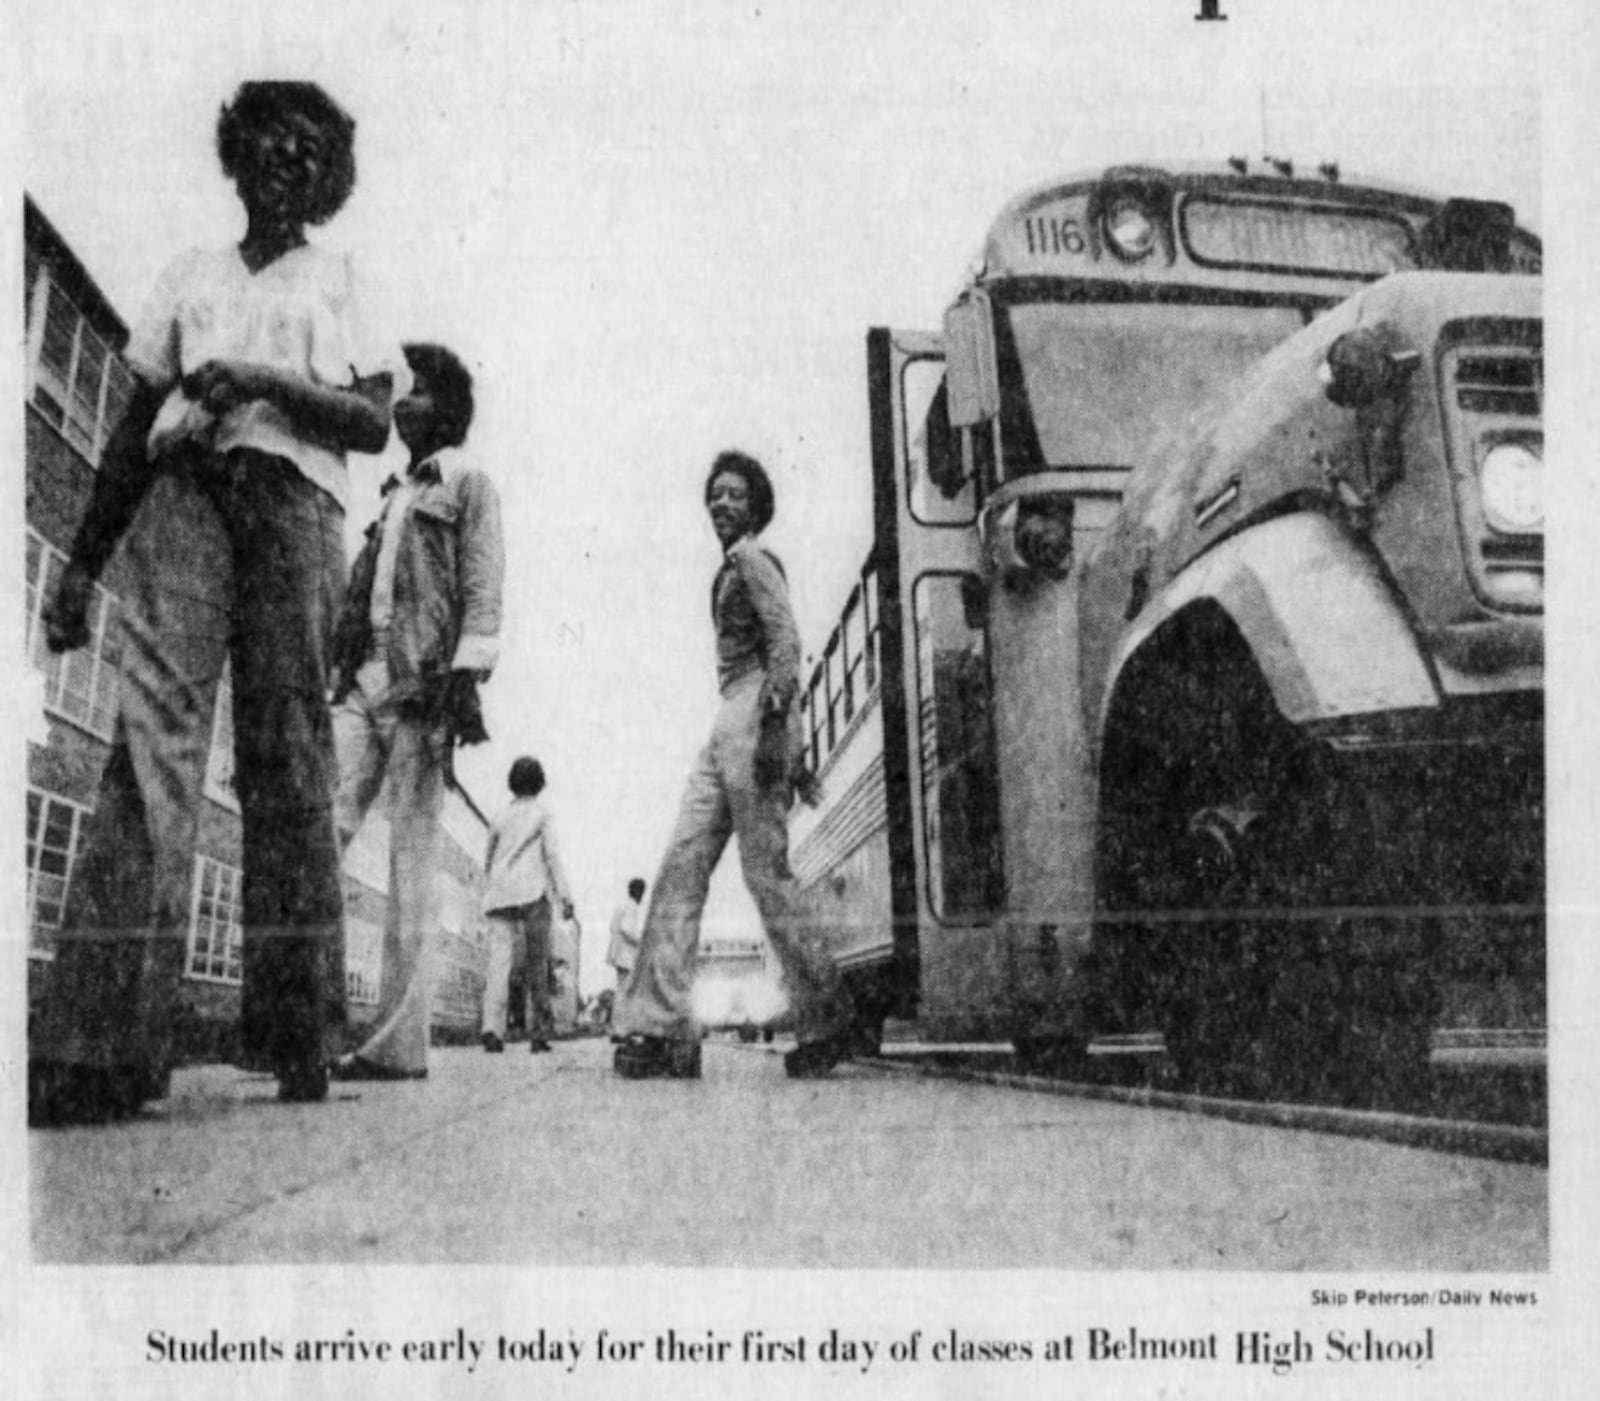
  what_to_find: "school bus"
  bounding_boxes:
[792,161,1541,1101]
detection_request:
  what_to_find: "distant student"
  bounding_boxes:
[480,759,577,1055]
[606,879,647,989]
[612,451,856,1079]
[32,80,394,1118]
[329,343,503,1080]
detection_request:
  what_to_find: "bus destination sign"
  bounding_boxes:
[1182,196,1415,278]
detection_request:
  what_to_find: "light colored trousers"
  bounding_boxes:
[480,898,554,1042]
[615,673,850,1045]
[333,656,447,1074]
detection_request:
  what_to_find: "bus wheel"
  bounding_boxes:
[1247,931,1347,1101]
[1153,802,1274,1096]
[1106,617,1436,1108]
[1157,925,1268,1096]
[1327,934,1436,1109]
[1193,776,1433,1108]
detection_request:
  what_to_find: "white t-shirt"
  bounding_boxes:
[124,243,398,510]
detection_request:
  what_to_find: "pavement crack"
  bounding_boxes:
[148,1083,544,1263]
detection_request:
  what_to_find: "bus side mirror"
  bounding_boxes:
[944,296,999,427]
[1319,327,1421,500]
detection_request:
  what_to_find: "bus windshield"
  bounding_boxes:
[999,300,1307,475]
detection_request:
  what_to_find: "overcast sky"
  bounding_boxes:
[20,0,1547,992]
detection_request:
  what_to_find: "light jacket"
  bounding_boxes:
[331,447,504,705]
[712,535,800,711]
[482,796,573,915]
[606,900,643,972]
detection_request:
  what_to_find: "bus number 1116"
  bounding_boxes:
[1024,215,1086,258]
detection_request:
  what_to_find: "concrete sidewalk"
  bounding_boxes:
[29,1038,1547,1269]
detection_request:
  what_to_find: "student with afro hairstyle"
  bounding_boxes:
[613,451,858,1079]
[328,342,505,1079]
[32,80,396,1119]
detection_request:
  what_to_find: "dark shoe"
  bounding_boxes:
[329,1056,426,1082]
[482,1032,505,1054]
[276,1055,330,1103]
[784,1033,852,1079]
[29,1062,123,1127]
[528,1039,552,1054]
[613,1035,700,1079]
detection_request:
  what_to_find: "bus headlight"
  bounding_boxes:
[1480,441,1542,534]
[985,492,1075,587]
[1104,197,1158,262]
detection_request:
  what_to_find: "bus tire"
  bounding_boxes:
[1100,608,1435,1107]
[1173,716,1435,1107]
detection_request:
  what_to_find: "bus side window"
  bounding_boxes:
[840,592,862,726]
[914,574,1003,921]
[823,640,841,751]
[863,570,880,692]
[925,380,965,499]
[804,669,824,772]
[905,361,976,526]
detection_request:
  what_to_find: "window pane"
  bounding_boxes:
[25,245,42,328]
[1002,301,1305,475]
[904,359,974,526]
[188,856,244,983]
[913,575,1003,920]
[864,572,880,690]
[38,284,77,385]
[100,359,135,455]
[26,791,81,953]
[25,535,43,641]
[70,331,108,440]
[42,805,74,846]
[56,650,93,723]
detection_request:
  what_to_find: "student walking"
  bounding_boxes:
[606,879,647,990]
[328,343,503,1080]
[480,759,576,1054]
[613,451,856,1080]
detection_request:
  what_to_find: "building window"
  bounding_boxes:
[28,267,135,465]
[432,873,483,1026]
[343,813,392,894]
[345,913,383,1006]
[203,664,240,813]
[24,530,121,741]
[26,788,87,958]
[187,855,244,984]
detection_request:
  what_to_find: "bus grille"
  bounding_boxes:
[1453,352,1541,417]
